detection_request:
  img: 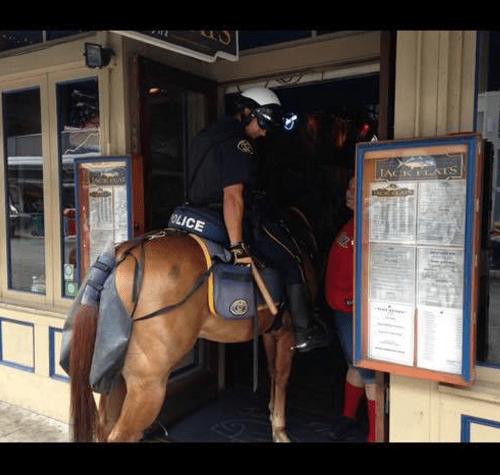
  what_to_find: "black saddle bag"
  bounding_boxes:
[212,263,257,319]
[212,262,283,319]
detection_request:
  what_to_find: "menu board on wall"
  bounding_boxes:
[75,156,133,283]
[353,134,483,386]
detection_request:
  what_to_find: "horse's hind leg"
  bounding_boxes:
[107,376,168,442]
[263,316,296,443]
[98,376,127,442]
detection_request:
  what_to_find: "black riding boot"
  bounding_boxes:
[286,283,330,353]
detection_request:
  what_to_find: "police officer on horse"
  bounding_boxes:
[186,87,328,353]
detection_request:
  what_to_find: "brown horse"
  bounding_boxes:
[68,214,318,443]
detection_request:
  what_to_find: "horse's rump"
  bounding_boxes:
[61,230,286,395]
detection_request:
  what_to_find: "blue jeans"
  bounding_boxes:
[334,311,375,384]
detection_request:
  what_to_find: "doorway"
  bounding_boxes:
[138,58,383,437]
[224,73,380,434]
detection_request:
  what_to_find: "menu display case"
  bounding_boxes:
[353,134,483,386]
[75,156,134,284]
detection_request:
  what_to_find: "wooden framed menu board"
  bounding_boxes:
[353,134,483,386]
[75,156,133,284]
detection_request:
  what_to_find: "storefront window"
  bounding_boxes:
[57,79,100,298]
[2,88,45,293]
[0,31,84,54]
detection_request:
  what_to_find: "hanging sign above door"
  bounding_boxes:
[113,30,239,63]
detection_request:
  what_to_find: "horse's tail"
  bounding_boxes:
[69,303,101,442]
[68,241,116,442]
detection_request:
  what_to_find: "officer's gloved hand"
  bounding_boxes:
[230,242,260,267]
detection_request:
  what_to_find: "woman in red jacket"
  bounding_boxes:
[325,177,377,442]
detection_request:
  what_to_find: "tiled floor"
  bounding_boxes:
[0,401,70,443]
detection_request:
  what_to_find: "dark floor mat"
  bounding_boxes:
[164,389,366,443]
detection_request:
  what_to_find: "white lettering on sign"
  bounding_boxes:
[170,213,206,233]
[200,30,232,47]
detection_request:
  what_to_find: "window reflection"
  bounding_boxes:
[3,88,45,293]
[57,79,100,298]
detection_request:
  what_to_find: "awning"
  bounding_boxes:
[113,30,238,63]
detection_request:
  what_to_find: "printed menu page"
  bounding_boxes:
[367,153,467,374]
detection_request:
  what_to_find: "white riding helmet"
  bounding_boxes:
[237,87,283,131]
[241,87,281,108]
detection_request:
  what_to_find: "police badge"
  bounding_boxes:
[237,139,254,155]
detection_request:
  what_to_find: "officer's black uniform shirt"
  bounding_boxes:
[186,116,303,284]
[187,116,258,208]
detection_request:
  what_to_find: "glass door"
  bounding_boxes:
[146,79,186,229]
[138,58,218,423]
